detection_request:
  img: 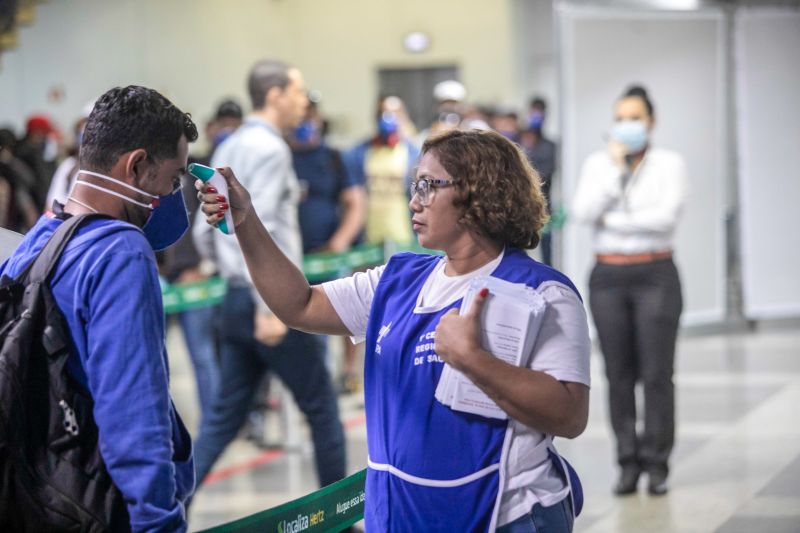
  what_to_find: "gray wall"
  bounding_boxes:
[0,0,521,149]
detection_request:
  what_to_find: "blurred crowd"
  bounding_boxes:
[0,81,558,261]
[0,81,560,400]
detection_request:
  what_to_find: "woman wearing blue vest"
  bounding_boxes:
[197,129,591,532]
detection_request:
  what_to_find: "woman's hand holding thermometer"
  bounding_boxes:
[191,164,252,233]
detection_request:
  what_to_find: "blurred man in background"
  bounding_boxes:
[291,97,366,393]
[191,59,346,493]
[521,97,557,265]
[346,95,419,247]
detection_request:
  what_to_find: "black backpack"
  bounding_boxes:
[0,214,130,532]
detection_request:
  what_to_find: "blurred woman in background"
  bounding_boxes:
[572,85,688,497]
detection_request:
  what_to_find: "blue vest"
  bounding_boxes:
[363,249,581,532]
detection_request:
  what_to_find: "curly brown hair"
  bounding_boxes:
[420,129,549,249]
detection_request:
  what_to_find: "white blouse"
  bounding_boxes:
[571,147,689,255]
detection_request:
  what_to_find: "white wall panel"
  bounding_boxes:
[558,6,727,325]
[736,8,800,319]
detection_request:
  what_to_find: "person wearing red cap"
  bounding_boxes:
[26,115,55,136]
[17,114,60,211]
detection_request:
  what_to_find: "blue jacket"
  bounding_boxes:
[1,215,194,533]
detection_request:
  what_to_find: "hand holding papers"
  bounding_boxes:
[434,276,546,420]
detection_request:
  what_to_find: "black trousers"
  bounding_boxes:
[193,286,346,488]
[589,259,682,475]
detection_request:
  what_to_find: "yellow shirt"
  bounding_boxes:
[364,143,413,244]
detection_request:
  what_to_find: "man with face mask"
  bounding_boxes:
[291,99,366,255]
[291,98,367,394]
[0,85,198,531]
[345,95,420,246]
[190,59,347,497]
[521,97,557,266]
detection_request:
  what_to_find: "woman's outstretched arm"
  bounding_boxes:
[197,167,350,336]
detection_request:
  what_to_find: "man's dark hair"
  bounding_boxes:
[0,128,17,151]
[530,97,547,112]
[79,85,198,172]
[248,59,291,110]
[215,99,243,120]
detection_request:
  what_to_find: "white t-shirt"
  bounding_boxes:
[322,250,591,525]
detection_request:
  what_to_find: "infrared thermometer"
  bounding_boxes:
[187,163,235,235]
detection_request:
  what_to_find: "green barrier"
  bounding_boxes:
[302,241,441,282]
[198,469,367,533]
[162,277,228,314]
[303,243,384,282]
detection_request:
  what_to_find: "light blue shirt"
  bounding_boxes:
[193,116,302,313]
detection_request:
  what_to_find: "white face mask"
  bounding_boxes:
[71,169,188,251]
[609,120,648,154]
[74,169,160,209]
[43,136,59,162]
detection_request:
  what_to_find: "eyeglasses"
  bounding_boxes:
[410,177,454,206]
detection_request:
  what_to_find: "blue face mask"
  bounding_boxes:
[293,120,318,144]
[72,170,189,251]
[141,186,189,251]
[609,120,648,153]
[527,111,544,131]
[378,112,399,138]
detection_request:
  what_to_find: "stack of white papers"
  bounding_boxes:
[434,276,546,420]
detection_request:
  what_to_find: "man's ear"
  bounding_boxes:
[124,149,149,182]
[265,85,284,108]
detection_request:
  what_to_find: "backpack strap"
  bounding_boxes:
[27,214,112,284]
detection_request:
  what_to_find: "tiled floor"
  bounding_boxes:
[170,321,800,533]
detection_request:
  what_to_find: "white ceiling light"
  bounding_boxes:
[403,31,430,53]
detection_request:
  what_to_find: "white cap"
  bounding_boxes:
[462,118,491,131]
[433,80,466,103]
